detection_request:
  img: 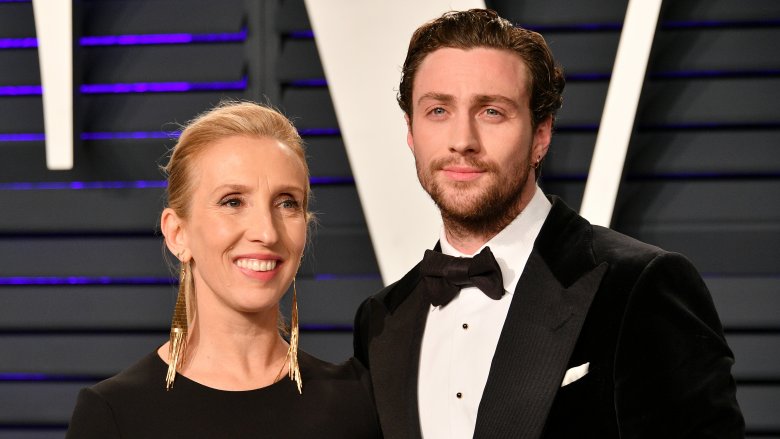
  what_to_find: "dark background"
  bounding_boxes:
[0,0,778,437]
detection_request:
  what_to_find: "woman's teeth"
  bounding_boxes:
[236,259,277,272]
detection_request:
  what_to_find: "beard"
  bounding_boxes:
[416,152,532,238]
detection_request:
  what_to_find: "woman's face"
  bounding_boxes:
[176,135,307,319]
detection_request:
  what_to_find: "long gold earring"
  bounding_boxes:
[166,255,190,390]
[286,277,302,394]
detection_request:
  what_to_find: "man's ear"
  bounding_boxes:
[161,207,189,260]
[532,116,553,162]
[405,113,414,153]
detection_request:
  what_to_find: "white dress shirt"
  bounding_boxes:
[418,186,552,439]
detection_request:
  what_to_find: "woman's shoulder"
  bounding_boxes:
[65,351,169,439]
[89,350,166,399]
[295,351,381,438]
[299,350,368,381]
[297,350,375,402]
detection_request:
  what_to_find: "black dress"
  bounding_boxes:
[66,350,383,438]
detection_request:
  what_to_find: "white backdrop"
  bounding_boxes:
[305,0,485,284]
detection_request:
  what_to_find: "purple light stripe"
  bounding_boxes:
[3,128,345,143]
[0,373,105,382]
[285,30,315,39]
[0,180,167,191]
[0,30,247,49]
[0,277,175,285]
[81,78,247,94]
[287,78,328,87]
[626,171,780,181]
[650,69,780,80]
[310,176,354,185]
[0,133,45,142]
[81,29,247,46]
[662,19,780,30]
[0,177,353,191]
[0,84,41,95]
[638,122,780,131]
[81,131,179,140]
[0,373,47,381]
[0,79,247,96]
[2,129,341,142]
[0,37,37,49]
[298,128,341,136]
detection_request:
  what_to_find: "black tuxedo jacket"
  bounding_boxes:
[354,196,743,439]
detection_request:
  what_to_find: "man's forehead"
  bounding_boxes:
[412,47,531,100]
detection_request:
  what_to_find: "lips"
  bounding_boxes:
[441,165,484,181]
[235,258,278,272]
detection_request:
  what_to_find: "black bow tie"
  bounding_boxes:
[420,246,504,307]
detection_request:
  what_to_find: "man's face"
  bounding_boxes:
[406,47,552,234]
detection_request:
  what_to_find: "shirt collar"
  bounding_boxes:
[439,185,551,295]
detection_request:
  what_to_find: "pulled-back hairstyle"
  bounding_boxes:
[398,9,565,127]
[164,100,311,221]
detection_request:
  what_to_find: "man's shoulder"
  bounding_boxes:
[544,195,666,265]
[591,225,665,264]
[362,262,423,314]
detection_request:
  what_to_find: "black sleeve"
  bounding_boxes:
[65,387,121,439]
[615,252,744,438]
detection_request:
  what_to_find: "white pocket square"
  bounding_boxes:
[561,362,589,387]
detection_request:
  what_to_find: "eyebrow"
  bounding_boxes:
[417,92,520,110]
[417,92,454,106]
[211,183,305,196]
[211,183,250,196]
[472,94,521,110]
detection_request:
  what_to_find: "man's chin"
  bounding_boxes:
[434,196,485,220]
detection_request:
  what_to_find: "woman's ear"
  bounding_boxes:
[161,207,189,261]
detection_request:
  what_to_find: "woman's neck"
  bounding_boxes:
[159,305,291,391]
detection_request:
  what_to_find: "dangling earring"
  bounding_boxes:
[166,254,190,390]
[286,277,302,394]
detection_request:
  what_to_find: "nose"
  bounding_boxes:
[245,204,279,246]
[449,112,480,154]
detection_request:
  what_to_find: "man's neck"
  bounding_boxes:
[442,225,496,255]
[441,184,541,255]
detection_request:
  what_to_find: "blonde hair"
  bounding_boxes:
[164,100,311,220]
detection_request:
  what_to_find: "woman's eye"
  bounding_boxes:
[279,198,300,209]
[220,197,242,208]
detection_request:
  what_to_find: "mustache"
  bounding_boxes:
[429,156,498,173]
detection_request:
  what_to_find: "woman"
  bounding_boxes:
[66,101,382,438]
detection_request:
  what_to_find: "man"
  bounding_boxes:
[353,9,744,439]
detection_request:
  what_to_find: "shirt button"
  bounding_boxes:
[456,392,463,399]
[462,323,469,330]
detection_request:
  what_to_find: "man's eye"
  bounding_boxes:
[486,108,501,116]
[431,107,446,115]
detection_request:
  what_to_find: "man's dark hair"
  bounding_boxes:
[398,9,565,127]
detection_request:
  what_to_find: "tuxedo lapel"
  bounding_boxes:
[369,275,428,439]
[473,251,607,439]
